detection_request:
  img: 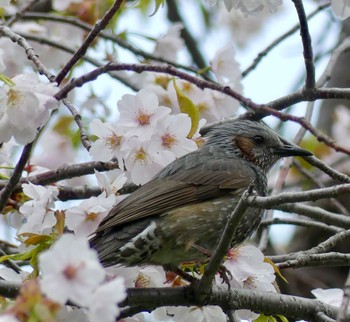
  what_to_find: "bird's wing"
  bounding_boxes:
[96,159,255,232]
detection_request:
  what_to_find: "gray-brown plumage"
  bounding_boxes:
[90,120,312,267]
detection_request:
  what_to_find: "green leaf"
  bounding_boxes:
[254,314,289,322]
[264,257,288,284]
[173,79,199,138]
[254,314,277,322]
[0,74,15,86]
[276,315,289,322]
[0,234,54,277]
[135,0,165,16]
[151,0,165,16]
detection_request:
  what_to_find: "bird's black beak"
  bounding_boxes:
[273,144,312,157]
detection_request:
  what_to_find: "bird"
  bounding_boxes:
[90,120,312,267]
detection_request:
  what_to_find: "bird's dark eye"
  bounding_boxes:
[253,135,264,145]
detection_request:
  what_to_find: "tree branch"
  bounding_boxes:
[0,142,34,213]
[55,0,125,85]
[292,0,315,88]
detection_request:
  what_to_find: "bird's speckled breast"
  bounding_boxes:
[151,193,263,265]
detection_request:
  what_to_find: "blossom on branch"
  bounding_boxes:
[118,89,171,140]
[94,169,127,197]
[153,23,184,62]
[203,0,283,13]
[39,234,106,306]
[311,288,347,309]
[88,277,126,322]
[65,194,116,237]
[18,183,59,234]
[0,74,59,144]
[89,118,126,167]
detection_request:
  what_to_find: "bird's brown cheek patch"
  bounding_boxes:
[235,136,254,157]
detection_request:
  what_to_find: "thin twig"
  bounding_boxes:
[242,3,329,77]
[293,159,350,216]
[275,203,350,229]
[55,0,125,84]
[0,26,55,81]
[63,99,92,151]
[261,217,342,233]
[4,0,41,27]
[271,230,350,264]
[337,268,350,322]
[194,189,250,301]
[11,12,206,76]
[292,0,315,88]
[0,142,34,213]
[276,252,350,269]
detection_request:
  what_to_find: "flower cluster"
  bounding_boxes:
[204,0,350,20]
[130,26,243,124]
[89,89,199,185]
[0,74,59,145]
[39,234,126,322]
[16,168,127,238]
[89,25,243,185]
[204,0,283,14]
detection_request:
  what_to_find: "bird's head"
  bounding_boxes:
[206,120,312,173]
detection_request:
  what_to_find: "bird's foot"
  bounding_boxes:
[217,265,233,289]
[163,264,199,284]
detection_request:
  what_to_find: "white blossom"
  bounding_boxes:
[211,45,241,84]
[89,118,125,168]
[88,277,127,322]
[169,306,226,322]
[123,138,164,185]
[153,23,184,62]
[52,0,83,11]
[18,183,59,234]
[117,89,171,140]
[311,288,346,308]
[0,74,59,144]
[331,0,350,19]
[208,0,283,13]
[150,113,198,166]
[65,194,115,237]
[94,169,127,198]
[0,314,19,322]
[39,234,106,306]
[218,245,277,320]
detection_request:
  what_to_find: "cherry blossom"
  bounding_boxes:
[52,0,84,12]
[123,138,164,185]
[89,118,125,167]
[88,277,126,322]
[169,306,226,322]
[0,74,59,144]
[0,314,19,322]
[331,0,350,19]
[218,245,277,320]
[94,169,127,198]
[18,183,59,234]
[211,45,241,84]
[117,89,171,140]
[153,23,184,62]
[65,194,116,237]
[39,234,106,306]
[150,113,198,166]
[311,288,346,308]
[0,0,10,8]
